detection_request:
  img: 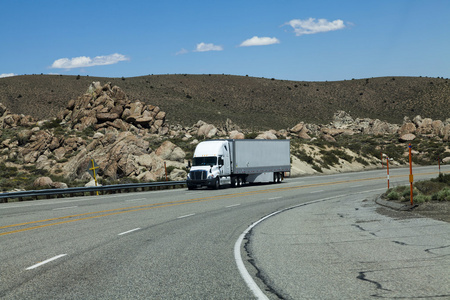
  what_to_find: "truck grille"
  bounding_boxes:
[190,170,207,180]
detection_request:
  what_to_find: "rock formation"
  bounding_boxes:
[1,81,449,192]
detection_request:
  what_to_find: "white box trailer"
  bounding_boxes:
[186,139,290,189]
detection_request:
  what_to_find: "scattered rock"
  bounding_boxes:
[33,176,53,188]
[399,133,416,142]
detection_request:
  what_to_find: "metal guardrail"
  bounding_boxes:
[0,180,187,203]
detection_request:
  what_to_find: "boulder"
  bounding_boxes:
[229,130,245,139]
[50,182,68,189]
[322,134,336,143]
[443,125,450,141]
[33,176,53,188]
[197,123,217,138]
[370,119,398,135]
[169,168,187,181]
[322,128,344,137]
[398,122,416,135]
[399,133,416,142]
[416,118,433,134]
[298,127,311,139]
[155,141,176,159]
[256,131,277,140]
[332,111,354,128]
[432,120,444,136]
[137,171,158,182]
[170,147,186,162]
[96,112,120,122]
[290,122,304,133]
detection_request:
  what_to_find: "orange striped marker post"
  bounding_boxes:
[408,144,414,206]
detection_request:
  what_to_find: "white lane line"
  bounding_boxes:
[185,192,203,195]
[118,228,141,236]
[310,190,324,194]
[226,204,241,208]
[268,197,282,200]
[26,254,67,270]
[234,190,385,299]
[177,213,195,219]
[52,206,78,211]
[125,198,147,202]
[350,185,363,188]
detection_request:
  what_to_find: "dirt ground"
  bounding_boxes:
[376,200,450,223]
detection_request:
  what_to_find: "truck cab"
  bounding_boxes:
[186,140,232,189]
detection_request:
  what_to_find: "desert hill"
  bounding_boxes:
[0,74,449,130]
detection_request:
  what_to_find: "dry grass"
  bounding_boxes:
[1,74,449,130]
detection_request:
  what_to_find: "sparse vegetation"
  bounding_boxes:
[384,173,450,204]
[1,75,450,130]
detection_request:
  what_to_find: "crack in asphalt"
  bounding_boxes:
[424,244,450,255]
[357,270,392,292]
[243,229,285,299]
[392,240,408,246]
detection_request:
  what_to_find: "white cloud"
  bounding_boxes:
[194,42,223,52]
[285,18,346,36]
[50,53,129,69]
[0,73,16,78]
[239,36,280,47]
[176,48,189,55]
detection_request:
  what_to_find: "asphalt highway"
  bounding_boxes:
[0,165,448,299]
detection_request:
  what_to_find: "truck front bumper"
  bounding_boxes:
[186,178,216,188]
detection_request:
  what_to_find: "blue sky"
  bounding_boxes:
[1,0,449,81]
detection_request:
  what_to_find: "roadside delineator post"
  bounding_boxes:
[438,155,441,175]
[408,144,414,206]
[381,152,384,169]
[89,159,99,196]
[386,156,390,189]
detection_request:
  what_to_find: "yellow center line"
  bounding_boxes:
[1,170,442,236]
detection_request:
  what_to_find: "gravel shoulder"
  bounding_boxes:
[376,198,450,223]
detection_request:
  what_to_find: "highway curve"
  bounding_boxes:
[0,165,447,299]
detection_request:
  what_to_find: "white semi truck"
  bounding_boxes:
[186,139,290,189]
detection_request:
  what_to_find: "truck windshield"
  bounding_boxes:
[193,156,217,166]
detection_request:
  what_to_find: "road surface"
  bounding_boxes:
[1,165,448,299]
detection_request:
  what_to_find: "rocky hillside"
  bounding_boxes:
[1,74,449,130]
[1,81,449,192]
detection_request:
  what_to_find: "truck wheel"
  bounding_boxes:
[231,177,236,188]
[214,177,220,189]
